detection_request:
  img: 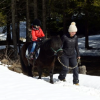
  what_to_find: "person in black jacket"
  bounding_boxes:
[58,22,80,85]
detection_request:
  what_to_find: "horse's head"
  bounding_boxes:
[50,36,63,57]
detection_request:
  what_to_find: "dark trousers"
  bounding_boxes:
[58,54,79,84]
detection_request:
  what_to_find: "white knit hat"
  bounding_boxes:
[68,22,77,32]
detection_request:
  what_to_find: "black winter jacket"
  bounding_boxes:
[61,34,80,57]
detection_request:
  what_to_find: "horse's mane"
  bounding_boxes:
[41,36,62,51]
[41,38,51,50]
[50,36,62,48]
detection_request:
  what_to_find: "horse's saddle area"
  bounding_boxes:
[26,43,32,58]
[25,43,40,60]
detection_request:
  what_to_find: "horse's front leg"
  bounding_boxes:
[49,65,54,84]
[49,58,55,84]
[50,70,54,84]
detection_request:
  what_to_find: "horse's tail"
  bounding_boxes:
[20,42,31,74]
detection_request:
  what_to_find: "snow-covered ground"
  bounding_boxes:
[0,64,100,100]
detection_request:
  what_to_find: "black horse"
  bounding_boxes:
[20,36,63,83]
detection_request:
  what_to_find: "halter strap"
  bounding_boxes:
[51,47,63,55]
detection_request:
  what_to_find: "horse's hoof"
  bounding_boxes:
[29,74,33,77]
[38,77,41,79]
[50,81,54,84]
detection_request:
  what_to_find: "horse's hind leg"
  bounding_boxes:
[28,65,33,77]
[37,66,42,79]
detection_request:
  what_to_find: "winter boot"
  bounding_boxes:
[29,52,34,59]
[58,76,66,82]
[74,83,79,86]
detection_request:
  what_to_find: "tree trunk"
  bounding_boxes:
[85,19,89,49]
[63,0,67,34]
[11,0,18,59]
[34,0,38,19]
[26,0,30,42]
[7,14,11,43]
[6,13,11,57]
[7,0,11,44]
[16,18,20,54]
[42,0,46,36]
[85,11,89,49]
[84,0,91,49]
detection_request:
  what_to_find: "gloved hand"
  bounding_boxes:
[37,37,45,42]
[37,38,42,41]
[77,58,81,66]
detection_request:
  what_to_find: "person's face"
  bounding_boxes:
[34,25,40,29]
[69,32,76,37]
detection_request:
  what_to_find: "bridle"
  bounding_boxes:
[51,47,63,55]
